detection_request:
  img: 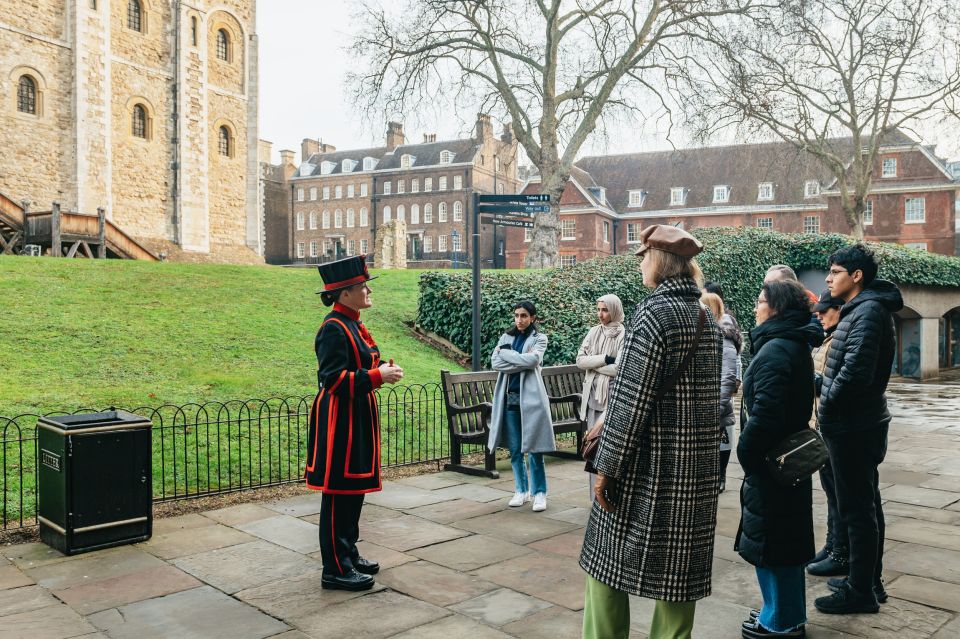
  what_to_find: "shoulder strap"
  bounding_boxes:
[654,306,706,404]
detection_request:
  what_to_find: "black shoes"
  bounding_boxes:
[814,581,880,614]
[354,556,380,575]
[806,552,849,577]
[741,618,805,638]
[827,577,888,603]
[808,545,831,566]
[321,569,375,591]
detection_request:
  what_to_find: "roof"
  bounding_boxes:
[300,138,479,177]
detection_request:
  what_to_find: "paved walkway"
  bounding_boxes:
[2,382,959,638]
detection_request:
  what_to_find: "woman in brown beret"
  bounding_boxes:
[580,225,723,639]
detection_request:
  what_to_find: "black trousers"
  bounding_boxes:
[824,425,888,595]
[318,493,364,576]
[818,459,847,556]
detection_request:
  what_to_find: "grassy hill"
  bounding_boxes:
[0,257,465,415]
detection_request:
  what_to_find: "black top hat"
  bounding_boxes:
[316,255,378,294]
[812,288,844,312]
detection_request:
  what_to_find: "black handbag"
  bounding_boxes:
[764,428,829,487]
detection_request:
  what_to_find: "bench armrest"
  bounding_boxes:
[448,401,492,418]
[548,393,583,422]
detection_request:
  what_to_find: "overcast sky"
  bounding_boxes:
[256,1,960,166]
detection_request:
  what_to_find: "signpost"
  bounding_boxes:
[469,192,550,371]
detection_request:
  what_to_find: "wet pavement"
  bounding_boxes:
[1,382,958,638]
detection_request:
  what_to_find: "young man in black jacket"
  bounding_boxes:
[815,244,903,615]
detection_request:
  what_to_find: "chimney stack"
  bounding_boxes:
[279,150,297,179]
[258,139,273,164]
[475,113,493,141]
[423,133,437,143]
[500,123,514,145]
[301,138,320,163]
[386,121,405,150]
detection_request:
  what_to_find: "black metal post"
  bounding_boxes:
[471,191,481,371]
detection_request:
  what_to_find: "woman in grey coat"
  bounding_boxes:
[580,225,722,639]
[702,291,742,493]
[489,300,555,512]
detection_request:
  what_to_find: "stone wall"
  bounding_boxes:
[375,219,408,269]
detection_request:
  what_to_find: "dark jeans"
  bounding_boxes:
[719,449,731,481]
[319,492,365,575]
[818,460,846,556]
[823,425,888,595]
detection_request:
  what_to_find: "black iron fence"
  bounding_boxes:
[1,383,448,531]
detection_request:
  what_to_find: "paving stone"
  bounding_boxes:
[410,534,531,572]
[879,468,939,486]
[0,601,97,638]
[25,546,166,590]
[474,551,586,610]
[87,585,288,639]
[629,594,755,638]
[3,542,69,569]
[543,506,590,527]
[364,483,457,509]
[528,530,584,559]
[263,493,324,517]
[430,483,515,503]
[234,568,385,621]
[152,513,216,535]
[355,540,418,570]
[0,563,34,590]
[394,473,466,490]
[0,583,60,616]
[267,632,313,639]
[919,475,960,492]
[360,503,406,523]
[808,591,953,638]
[882,485,960,509]
[386,613,514,638]
[547,488,593,509]
[451,587,553,627]
[376,560,499,607]
[51,564,201,615]
[884,543,960,585]
[434,470,502,485]
[714,506,742,539]
[173,540,323,594]
[403,498,502,525]
[931,614,960,639]
[501,605,585,639]
[453,509,580,545]
[886,519,960,552]
[140,523,255,560]
[887,574,960,612]
[202,503,279,527]
[292,590,449,639]
[359,514,470,551]
[235,515,319,554]
[707,557,762,608]
[882,501,960,525]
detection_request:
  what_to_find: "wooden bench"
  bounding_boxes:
[440,365,587,478]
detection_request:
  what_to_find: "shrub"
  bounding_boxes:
[418,227,960,366]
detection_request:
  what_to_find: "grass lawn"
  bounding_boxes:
[0,256,465,416]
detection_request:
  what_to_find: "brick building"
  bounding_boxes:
[504,131,958,267]
[266,113,519,267]
[0,0,262,263]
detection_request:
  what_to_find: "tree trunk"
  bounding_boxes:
[524,168,565,268]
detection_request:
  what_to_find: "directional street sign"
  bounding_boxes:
[476,204,549,215]
[481,216,534,228]
[477,194,550,203]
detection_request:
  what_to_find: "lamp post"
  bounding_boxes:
[451,230,460,268]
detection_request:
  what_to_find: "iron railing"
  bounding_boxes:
[2,383,449,531]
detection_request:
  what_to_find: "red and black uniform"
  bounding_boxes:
[306,302,384,575]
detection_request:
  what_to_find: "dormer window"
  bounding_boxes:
[439,150,454,164]
[342,159,356,173]
[670,187,687,206]
[320,161,336,175]
[400,154,415,168]
[757,182,774,201]
[882,158,897,178]
[804,180,820,197]
[363,157,378,171]
[588,186,606,204]
[628,190,646,207]
[713,185,730,203]
[298,162,315,177]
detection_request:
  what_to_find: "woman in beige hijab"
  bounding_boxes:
[577,294,626,498]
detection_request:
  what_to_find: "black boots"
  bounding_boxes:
[806,550,849,577]
[808,545,830,566]
[321,568,375,591]
[827,577,888,603]
[814,581,879,615]
[354,556,380,575]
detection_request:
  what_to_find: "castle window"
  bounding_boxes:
[127,0,143,32]
[131,104,147,138]
[190,16,198,46]
[218,126,232,157]
[216,29,230,62]
[17,76,37,115]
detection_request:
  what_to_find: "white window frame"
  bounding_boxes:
[804,180,820,198]
[396,205,405,222]
[360,183,368,197]
[628,190,646,207]
[334,185,342,199]
[561,218,576,240]
[424,235,432,253]
[904,242,927,250]
[756,217,773,229]
[439,150,453,164]
[438,202,448,222]
[863,199,874,226]
[438,235,447,251]
[383,181,391,195]
[347,184,355,198]
[411,204,420,224]
[322,210,330,229]
[424,177,433,192]
[713,185,730,203]
[297,188,304,202]
[347,239,356,256]
[400,154,414,168]
[296,242,305,258]
[360,239,368,254]
[560,255,577,267]
[411,178,419,193]
[626,223,641,243]
[346,209,355,227]
[359,208,368,227]
[882,158,897,178]
[295,211,304,230]
[453,175,462,190]
[524,228,532,242]
[424,203,433,223]
[602,220,610,243]
[452,233,462,252]
[320,161,336,175]
[803,215,820,234]
[439,176,448,191]
[453,201,463,221]
[309,187,317,201]
[670,187,686,206]
[309,241,318,258]
[341,159,355,173]
[334,209,342,228]
[383,206,392,222]
[905,197,925,223]
[308,211,317,230]
[363,157,377,171]
[757,182,774,201]
[397,179,405,194]
[322,186,330,200]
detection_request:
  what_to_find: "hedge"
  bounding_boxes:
[417,227,960,367]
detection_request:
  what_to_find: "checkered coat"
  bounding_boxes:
[579,276,723,601]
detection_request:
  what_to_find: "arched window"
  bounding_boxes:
[216,29,229,61]
[410,204,419,224]
[190,16,198,46]
[346,209,355,227]
[322,210,330,229]
[334,209,343,228]
[396,205,405,222]
[127,0,142,32]
[359,207,368,226]
[453,201,463,221]
[17,76,37,114]
[423,203,433,223]
[295,211,304,230]
[218,126,231,157]
[383,206,392,223]
[438,202,448,222]
[131,104,147,138]
[308,211,317,230]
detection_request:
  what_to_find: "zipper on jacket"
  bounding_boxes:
[776,437,817,467]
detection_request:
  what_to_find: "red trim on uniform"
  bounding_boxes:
[322,396,339,489]
[369,367,383,390]
[316,485,382,495]
[327,318,362,367]
[305,389,325,474]
[344,373,376,479]
[330,497,342,574]
[328,370,348,394]
[333,303,360,321]
[325,274,368,291]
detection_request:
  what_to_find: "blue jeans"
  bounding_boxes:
[755,565,807,632]
[503,408,547,495]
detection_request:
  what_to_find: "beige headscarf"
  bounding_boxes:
[583,294,625,406]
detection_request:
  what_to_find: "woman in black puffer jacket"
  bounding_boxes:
[736,280,823,639]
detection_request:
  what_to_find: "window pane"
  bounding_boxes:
[561,219,575,239]
[218,127,230,156]
[905,197,925,222]
[803,216,820,234]
[216,30,229,61]
[17,76,37,114]
[127,0,142,31]
[132,105,146,138]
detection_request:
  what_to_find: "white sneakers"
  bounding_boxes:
[532,493,547,512]
[508,491,530,507]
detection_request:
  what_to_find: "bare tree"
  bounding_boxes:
[670,0,960,239]
[349,0,753,267]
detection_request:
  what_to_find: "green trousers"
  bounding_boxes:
[583,575,697,639]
